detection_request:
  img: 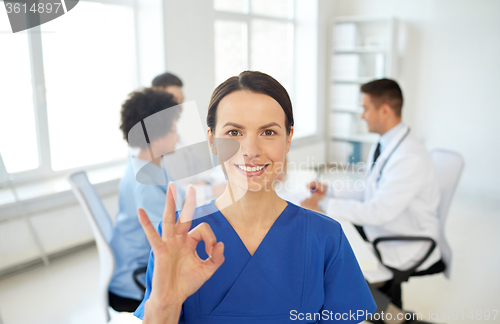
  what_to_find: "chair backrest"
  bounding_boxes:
[429,149,465,279]
[68,172,115,322]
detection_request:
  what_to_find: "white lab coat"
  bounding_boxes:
[321,125,441,272]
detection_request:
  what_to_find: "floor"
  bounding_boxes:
[0,245,140,324]
[402,195,500,323]
[0,194,498,324]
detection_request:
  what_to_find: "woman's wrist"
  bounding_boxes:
[147,295,184,311]
[144,299,183,324]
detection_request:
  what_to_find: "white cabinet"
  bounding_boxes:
[326,16,397,165]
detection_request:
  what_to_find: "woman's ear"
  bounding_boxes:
[285,126,294,154]
[207,128,217,154]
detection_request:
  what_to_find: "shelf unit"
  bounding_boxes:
[326,16,397,165]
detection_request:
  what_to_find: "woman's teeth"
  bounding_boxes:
[236,165,266,172]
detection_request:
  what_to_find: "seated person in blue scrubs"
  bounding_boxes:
[108,88,183,311]
[133,71,376,323]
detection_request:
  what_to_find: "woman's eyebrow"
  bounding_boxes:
[222,122,245,129]
[221,122,282,129]
[259,122,281,129]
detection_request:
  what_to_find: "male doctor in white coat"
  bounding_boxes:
[302,79,440,324]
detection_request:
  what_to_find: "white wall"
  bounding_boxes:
[288,0,336,165]
[163,0,216,136]
[329,0,500,201]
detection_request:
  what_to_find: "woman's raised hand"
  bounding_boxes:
[138,183,225,318]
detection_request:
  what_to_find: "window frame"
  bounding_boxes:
[213,0,297,99]
[6,0,139,185]
[213,0,322,142]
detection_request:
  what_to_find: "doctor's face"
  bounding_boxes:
[164,85,184,104]
[361,93,383,134]
[209,90,292,193]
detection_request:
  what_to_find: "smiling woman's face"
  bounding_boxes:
[208,90,293,193]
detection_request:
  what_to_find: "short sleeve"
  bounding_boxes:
[319,227,377,323]
[133,217,184,322]
[135,185,166,230]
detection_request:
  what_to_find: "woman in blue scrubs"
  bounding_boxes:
[134,71,376,323]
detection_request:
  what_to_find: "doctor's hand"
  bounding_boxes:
[301,194,324,213]
[307,181,327,196]
[138,183,225,322]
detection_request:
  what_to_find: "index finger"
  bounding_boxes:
[161,182,177,240]
[175,185,196,235]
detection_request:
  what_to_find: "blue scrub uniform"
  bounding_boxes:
[134,201,376,323]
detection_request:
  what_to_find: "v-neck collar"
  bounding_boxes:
[209,199,292,258]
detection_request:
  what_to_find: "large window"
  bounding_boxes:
[213,0,319,140]
[213,0,295,94]
[0,1,137,179]
[0,17,39,174]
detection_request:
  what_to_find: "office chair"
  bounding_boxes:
[69,172,147,322]
[372,149,465,309]
[69,172,116,322]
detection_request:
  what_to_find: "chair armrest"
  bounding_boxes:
[133,266,148,293]
[372,236,436,283]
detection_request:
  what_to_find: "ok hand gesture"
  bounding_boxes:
[138,183,225,323]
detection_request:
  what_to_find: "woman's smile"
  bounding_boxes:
[234,163,270,177]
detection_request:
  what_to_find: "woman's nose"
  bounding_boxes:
[240,136,261,159]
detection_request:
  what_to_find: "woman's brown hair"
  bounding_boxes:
[207,71,294,134]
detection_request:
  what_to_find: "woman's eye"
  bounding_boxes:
[228,130,240,136]
[263,130,275,136]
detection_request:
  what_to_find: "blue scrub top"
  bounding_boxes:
[109,157,185,301]
[134,201,376,323]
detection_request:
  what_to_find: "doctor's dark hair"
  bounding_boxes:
[120,88,182,149]
[151,72,183,88]
[361,78,403,117]
[207,71,294,134]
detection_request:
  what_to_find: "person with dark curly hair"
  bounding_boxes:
[108,88,184,312]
